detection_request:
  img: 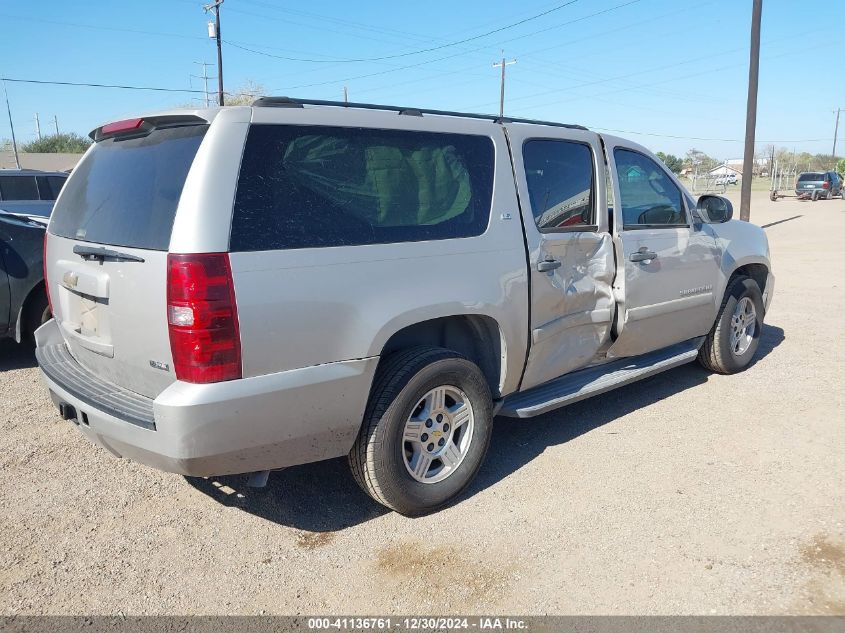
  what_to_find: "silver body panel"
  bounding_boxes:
[37,104,773,477]
[602,135,726,358]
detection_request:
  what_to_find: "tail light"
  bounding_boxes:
[43,232,53,315]
[167,253,241,383]
[822,181,830,189]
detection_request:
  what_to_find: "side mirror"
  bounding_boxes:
[697,194,733,223]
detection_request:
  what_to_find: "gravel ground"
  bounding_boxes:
[1,191,843,615]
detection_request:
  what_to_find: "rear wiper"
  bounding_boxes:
[72,245,145,263]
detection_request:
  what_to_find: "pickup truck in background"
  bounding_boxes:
[36,99,774,515]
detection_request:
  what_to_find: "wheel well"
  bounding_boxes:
[17,281,48,342]
[732,263,768,295]
[381,315,504,397]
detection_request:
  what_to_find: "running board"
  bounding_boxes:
[500,338,703,418]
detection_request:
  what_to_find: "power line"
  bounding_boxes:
[0,13,205,41]
[0,77,208,94]
[226,0,580,64]
[268,0,639,92]
[587,126,830,144]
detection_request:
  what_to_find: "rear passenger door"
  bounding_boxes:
[603,136,720,358]
[506,125,615,391]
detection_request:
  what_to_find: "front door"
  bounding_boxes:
[506,126,615,391]
[603,136,720,358]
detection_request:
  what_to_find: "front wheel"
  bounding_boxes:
[698,276,765,374]
[349,347,493,516]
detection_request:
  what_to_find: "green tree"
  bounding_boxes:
[224,80,266,106]
[656,152,683,173]
[837,158,845,175]
[684,148,718,173]
[22,133,91,153]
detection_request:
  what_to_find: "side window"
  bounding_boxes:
[36,175,67,200]
[231,125,495,251]
[523,139,594,231]
[614,148,686,228]
[0,176,40,201]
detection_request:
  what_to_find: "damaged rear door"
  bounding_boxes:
[506,125,615,391]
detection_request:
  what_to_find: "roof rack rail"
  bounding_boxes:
[251,96,588,131]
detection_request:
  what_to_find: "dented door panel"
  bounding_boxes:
[520,231,615,390]
[504,125,615,391]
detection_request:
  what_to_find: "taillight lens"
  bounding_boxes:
[43,232,53,315]
[822,181,830,189]
[167,253,241,383]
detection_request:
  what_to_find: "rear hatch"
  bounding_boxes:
[46,116,208,399]
[797,172,825,190]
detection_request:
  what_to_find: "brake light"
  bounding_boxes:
[167,253,241,383]
[822,181,830,189]
[43,232,52,315]
[100,118,143,135]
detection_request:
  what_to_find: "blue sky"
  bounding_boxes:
[1,0,841,159]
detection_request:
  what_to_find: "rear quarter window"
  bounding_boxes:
[49,124,207,250]
[230,124,495,251]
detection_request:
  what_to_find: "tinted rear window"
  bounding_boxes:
[798,173,824,182]
[0,175,39,201]
[50,125,207,250]
[231,124,495,251]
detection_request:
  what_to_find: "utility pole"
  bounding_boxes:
[34,113,41,139]
[493,52,516,119]
[204,0,225,106]
[192,62,213,107]
[53,115,59,135]
[3,82,21,169]
[740,0,762,222]
[343,85,348,104]
[832,107,840,166]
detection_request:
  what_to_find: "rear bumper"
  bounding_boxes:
[35,320,378,476]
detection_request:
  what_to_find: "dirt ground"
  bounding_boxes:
[1,190,843,615]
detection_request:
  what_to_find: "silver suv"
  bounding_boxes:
[37,98,774,515]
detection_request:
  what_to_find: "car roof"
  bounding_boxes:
[0,169,68,177]
[251,96,590,131]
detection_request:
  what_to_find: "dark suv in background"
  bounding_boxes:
[0,169,66,343]
[795,171,843,200]
[0,169,68,218]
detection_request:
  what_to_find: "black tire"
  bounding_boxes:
[23,290,50,343]
[698,276,765,374]
[812,190,819,201]
[349,346,493,516]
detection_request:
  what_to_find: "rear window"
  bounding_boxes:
[0,175,39,201]
[230,124,495,251]
[50,124,207,250]
[798,173,824,182]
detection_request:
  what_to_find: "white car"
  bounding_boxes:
[715,173,739,185]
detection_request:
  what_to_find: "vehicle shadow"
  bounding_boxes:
[0,339,37,371]
[468,323,784,500]
[185,324,784,531]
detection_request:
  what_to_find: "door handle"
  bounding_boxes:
[630,249,658,263]
[537,259,562,272]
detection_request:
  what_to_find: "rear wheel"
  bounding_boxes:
[349,347,493,516]
[698,276,764,374]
